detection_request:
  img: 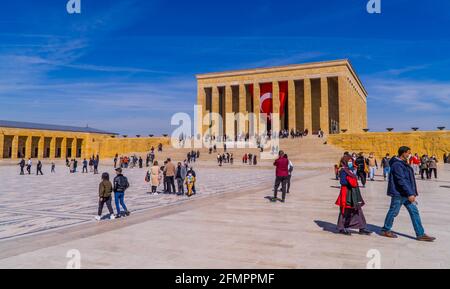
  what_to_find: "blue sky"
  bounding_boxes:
[0,0,449,134]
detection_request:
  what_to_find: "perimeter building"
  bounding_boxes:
[196,59,368,137]
[0,120,116,160]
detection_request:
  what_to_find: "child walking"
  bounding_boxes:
[95,172,115,221]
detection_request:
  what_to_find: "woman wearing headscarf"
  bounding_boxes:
[335,155,372,236]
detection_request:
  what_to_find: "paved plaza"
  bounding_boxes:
[0,153,449,268]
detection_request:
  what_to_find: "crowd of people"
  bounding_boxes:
[334,151,442,186]
[242,153,256,165]
[217,152,234,166]
[334,146,436,242]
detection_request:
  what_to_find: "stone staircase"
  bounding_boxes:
[126,136,344,168]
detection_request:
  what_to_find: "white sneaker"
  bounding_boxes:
[109,214,115,220]
[94,216,101,221]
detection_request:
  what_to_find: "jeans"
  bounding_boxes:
[166,176,176,193]
[114,191,128,215]
[369,166,376,180]
[383,167,390,179]
[382,196,425,237]
[428,168,437,179]
[176,177,184,194]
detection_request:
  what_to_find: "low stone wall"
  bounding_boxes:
[327,131,450,160]
[95,137,171,158]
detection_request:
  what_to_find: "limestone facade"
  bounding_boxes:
[196,59,368,137]
[0,126,169,160]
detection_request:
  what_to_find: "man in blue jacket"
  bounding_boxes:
[381,146,435,242]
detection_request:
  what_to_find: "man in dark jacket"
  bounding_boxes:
[113,168,130,218]
[355,153,368,187]
[381,146,435,242]
[272,150,289,203]
[18,159,25,175]
[36,160,43,175]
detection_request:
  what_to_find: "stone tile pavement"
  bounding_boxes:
[0,160,449,268]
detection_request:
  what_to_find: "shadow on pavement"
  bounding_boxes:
[314,220,417,240]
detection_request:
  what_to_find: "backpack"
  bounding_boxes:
[289,163,294,173]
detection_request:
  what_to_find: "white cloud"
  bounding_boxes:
[366,78,450,112]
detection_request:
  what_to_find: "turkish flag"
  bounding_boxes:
[260,83,272,115]
[279,81,288,116]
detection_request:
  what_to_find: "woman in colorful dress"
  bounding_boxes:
[335,155,372,236]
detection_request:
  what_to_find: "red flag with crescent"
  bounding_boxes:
[260,83,273,116]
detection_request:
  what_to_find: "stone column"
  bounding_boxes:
[0,134,4,159]
[338,76,349,132]
[11,135,18,159]
[320,77,330,134]
[72,138,78,158]
[197,85,206,136]
[272,81,280,134]
[25,135,32,159]
[49,137,56,159]
[303,78,313,133]
[61,137,67,159]
[38,136,44,159]
[239,84,248,135]
[287,80,296,131]
[252,83,260,135]
[225,85,233,139]
[211,86,220,138]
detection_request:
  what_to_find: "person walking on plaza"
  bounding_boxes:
[187,166,197,195]
[113,168,130,218]
[147,161,161,195]
[185,170,196,197]
[410,153,420,175]
[138,156,143,169]
[36,160,43,175]
[285,154,294,194]
[95,172,115,221]
[18,158,25,175]
[82,158,88,173]
[89,158,94,172]
[69,159,75,173]
[51,162,56,173]
[381,146,435,242]
[93,158,99,175]
[367,152,378,181]
[355,153,367,187]
[419,155,430,180]
[428,155,438,179]
[26,158,32,175]
[381,153,391,181]
[175,162,187,196]
[272,150,289,203]
[335,155,371,236]
[164,158,176,194]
